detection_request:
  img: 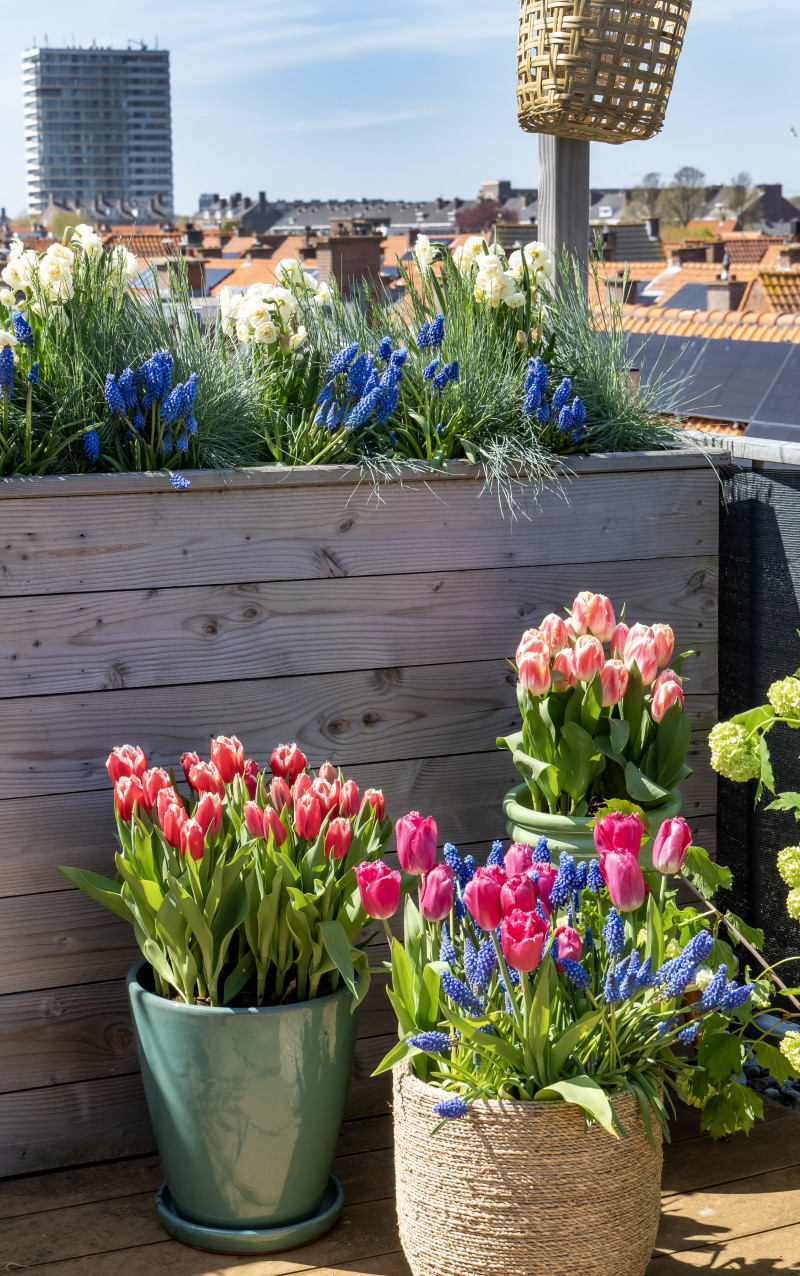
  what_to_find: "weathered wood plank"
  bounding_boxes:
[0,660,717,802]
[663,1107,800,1197]
[653,1160,800,1258]
[0,468,719,596]
[0,557,718,698]
[646,1223,800,1271]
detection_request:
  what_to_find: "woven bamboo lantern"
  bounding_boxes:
[517,0,693,144]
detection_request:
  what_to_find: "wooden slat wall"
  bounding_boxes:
[0,452,721,1176]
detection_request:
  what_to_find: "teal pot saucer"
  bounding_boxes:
[155,1174,344,1255]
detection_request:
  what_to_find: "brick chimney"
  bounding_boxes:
[706,279,747,310]
[315,220,383,296]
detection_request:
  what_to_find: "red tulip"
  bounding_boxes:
[295,791,322,841]
[501,908,548,972]
[552,647,577,690]
[651,678,684,723]
[599,659,629,707]
[140,767,171,816]
[188,760,225,798]
[464,865,507,931]
[500,872,537,916]
[270,776,293,812]
[539,613,569,653]
[362,789,386,821]
[518,649,551,696]
[243,758,259,800]
[624,625,658,686]
[516,628,550,666]
[270,742,307,785]
[210,734,244,784]
[355,859,401,919]
[652,624,675,669]
[180,818,205,862]
[156,786,183,824]
[114,775,145,820]
[293,772,313,802]
[338,779,360,818]
[194,791,222,838]
[312,776,340,817]
[325,816,352,860]
[180,751,201,786]
[244,801,265,839]
[106,744,147,783]
[396,811,438,876]
[602,849,646,911]
[573,635,605,683]
[263,805,287,847]
[610,622,630,659]
[533,861,557,918]
[318,761,337,784]
[593,811,645,859]
[160,800,187,850]
[555,924,582,966]
[419,863,454,921]
[504,842,533,876]
[652,816,692,874]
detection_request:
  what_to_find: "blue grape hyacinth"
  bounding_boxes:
[408,1032,453,1053]
[432,1096,468,1119]
[82,428,100,463]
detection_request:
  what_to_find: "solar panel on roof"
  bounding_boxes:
[204,267,233,289]
[749,344,800,429]
[683,339,792,421]
[626,333,707,410]
[664,283,709,311]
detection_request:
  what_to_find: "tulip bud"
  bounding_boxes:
[338,779,360,819]
[156,786,183,825]
[516,628,550,667]
[244,801,265,839]
[651,677,685,723]
[295,791,322,841]
[500,872,537,916]
[396,811,438,875]
[181,751,201,786]
[355,859,401,919]
[518,648,551,696]
[210,734,245,784]
[270,776,293,812]
[188,759,225,798]
[419,863,454,921]
[652,624,675,669]
[623,627,658,686]
[539,613,569,654]
[464,865,507,931]
[601,849,646,912]
[501,908,548,972]
[194,791,222,838]
[270,742,307,785]
[555,924,582,966]
[106,744,147,783]
[533,862,557,918]
[594,811,645,859]
[140,767,171,816]
[599,659,629,707]
[504,842,533,876]
[610,622,630,659]
[114,775,145,821]
[325,816,352,860]
[180,818,205,862]
[652,816,692,874]
[362,788,386,822]
[573,635,605,683]
[160,800,187,850]
[551,647,577,690]
[293,772,313,803]
[586,593,616,643]
[243,758,259,800]
[570,591,594,636]
[312,776,340,817]
[318,761,337,784]
[654,667,682,692]
[263,804,287,847]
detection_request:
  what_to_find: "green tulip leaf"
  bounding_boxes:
[318,918,359,1002]
[534,1076,619,1138]
[57,866,133,922]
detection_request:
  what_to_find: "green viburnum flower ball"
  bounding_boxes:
[787,888,800,923]
[781,1029,800,1072]
[777,846,800,888]
[768,677,800,719]
[708,721,761,783]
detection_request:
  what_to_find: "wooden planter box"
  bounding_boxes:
[0,450,721,1176]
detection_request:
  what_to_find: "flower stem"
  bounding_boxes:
[490,929,525,1038]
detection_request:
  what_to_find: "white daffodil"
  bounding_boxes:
[110,245,139,281]
[474,252,505,281]
[2,251,35,291]
[8,238,24,258]
[289,325,307,351]
[0,328,19,349]
[72,224,103,259]
[270,286,297,322]
[464,235,489,261]
[474,270,518,308]
[46,241,75,267]
[414,233,437,273]
[240,294,272,327]
[235,319,251,343]
[504,290,526,310]
[301,272,318,293]
[0,289,14,307]
[275,257,304,286]
[252,318,278,345]
[314,280,332,305]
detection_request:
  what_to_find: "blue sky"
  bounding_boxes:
[2,0,799,216]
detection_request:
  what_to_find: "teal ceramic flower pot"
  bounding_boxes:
[503,784,682,868]
[127,961,360,1232]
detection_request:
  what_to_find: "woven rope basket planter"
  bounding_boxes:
[517,0,693,143]
[393,1067,663,1276]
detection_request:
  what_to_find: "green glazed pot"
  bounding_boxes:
[127,961,360,1230]
[503,784,682,868]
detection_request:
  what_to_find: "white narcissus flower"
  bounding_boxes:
[46,241,75,267]
[72,224,103,259]
[504,290,526,309]
[0,289,14,307]
[301,272,318,293]
[414,234,437,273]
[452,243,470,272]
[289,325,307,351]
[8,238,24,258]
[474,252,505,281]
[275,257,304,286]
[252,318,278,345]
[2,251,36,291]
[0,328,19,349]
[110,245,140,281]
[235,319,251,343]
[464,235,489,261]
[474,269,518,308]
[314,280,332,305]
[271,286,297,321]
[240,294,273,327]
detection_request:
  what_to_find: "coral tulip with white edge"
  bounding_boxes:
[324,816,352,860]
[516,628,550,666]
[270,742,307,785]
[624,629,658,686]
[312,776,340,817]
[552,647,577,689]
[570,591,594,636]
[518,648,551,695]
[210,734,244,783]
[654,667,682,692]
[338,779,360,818]
[587,594,616,643]
[160,800,187,850]
[599,659,629,707]
[295,791,322,840]
[573,635,605,682]
[539,613,569,653]
[107,744,147,783]
[243,758,259,800]
[180,818,205,862]
[610,622,630,659]
[114,775,144,820]
[194,791,222,838]
[652,624,675,669]
[362,788,386,821]
[270,776,292,812]
[188,759,225,798]
[651,678,685,722]
[140,767,171,816]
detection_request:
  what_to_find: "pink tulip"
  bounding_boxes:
[140,767,171,817]
[573,635,605,683]
[355,859,401,919]
[419,863,454,921]
[156,786,182,822]
[338,779,360,818]
[464,865,507,931]
[552,647,577,690]
[623,628,658,686]
[160,800,187,850]
[651,678,685,723]
[294,792,322,841]
[188,759,225,798]
[263,805,287,847]
[396,811,438,876]
[194,791,222,838]
[555,924,582,965]
[594,811,645,859]
[114,775,145,821]
[292,772,313,802]
[270,776,292,812]
[504,842,533,876]
[270,742,307,785]
[500,872,537,916]
[570,591,594,636]
[362,788,386,821]
[652,624,675,669]
[210,734,245,784]
[180,751,201,786]
[651,817,692,874]
[324,816,352,860]
[533,862,557,918]
[501,908,548,972]
[244,801,265,838]
[539,613,569,653]
[106,744,147,783]
[243,758,259,800]
[599,659,629,707]
[518,649,551,696]
[654,667,682,692]
[318,761,337,784]
[180,818,205,862]
[516,628,550,666]
[610,622,630,659]
[312,777,340,817]
[602,849,646,911]
[588,593,616,643]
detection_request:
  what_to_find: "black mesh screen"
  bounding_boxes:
[718,466,800,983]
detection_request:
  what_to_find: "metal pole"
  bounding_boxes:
[538,134,591,280]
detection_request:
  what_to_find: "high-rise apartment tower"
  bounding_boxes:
[22,43,173,217]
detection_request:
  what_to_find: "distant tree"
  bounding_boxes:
[219,217,242,232]
[46,209,77,240]
[455,199,502,234]
[630,172,663,218]
[662,167,707,227]
[724,172,763,227]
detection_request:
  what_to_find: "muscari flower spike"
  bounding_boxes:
[537,399,551,425]
[27,361,39,385]
[377,336,392,362]
[699,965,728,1012]
[576,861,588,891]
[428,314,445,347]
[117,367,136,411]
[170,473,191,490]
[441,971,484,1017]
[12,311,34,349]
[551,377,572,413]
[719,981,754,1011]
[463,938,479,989]
[558,406,574,434]
[344,386,382,429]
[603,967,622,1003]
[487,840,504,868]
[678,1020,703,1044]
[325,342,360,380]
[408,1031,453,1053]
[104,373,126,416]
[587,859,605,893]
[474,939,497,992]
[432,1096,468,1119]
[462,855,476,885]
[440,923,456,966]
[446,360,459,382]
[346,352,371,399]
[374,383,398,424]
[443,843,463,876]
[422,358,440,381]
[416,321,431,348]
[533,836,551,865]
[390,348,408,368]
[82,428,100,462]
[682,929,714,966]
[561,959,591,990]
[603,909,625,958]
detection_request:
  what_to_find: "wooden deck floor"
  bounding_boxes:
[2,1099,800,1275]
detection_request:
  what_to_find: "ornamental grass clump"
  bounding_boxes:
[60,738,392,1008]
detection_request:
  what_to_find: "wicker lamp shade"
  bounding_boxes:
[517,0,693,144]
